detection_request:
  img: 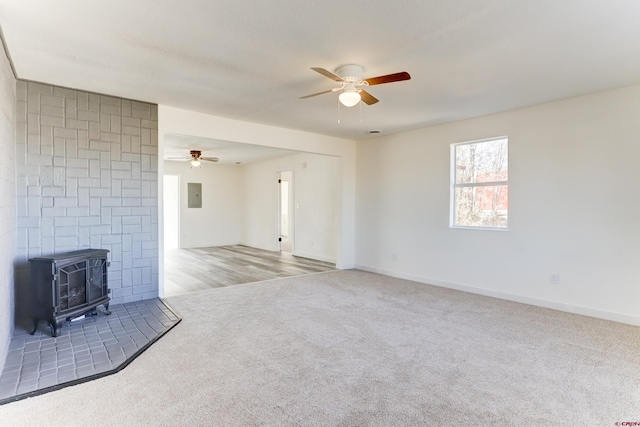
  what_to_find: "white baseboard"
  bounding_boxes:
[292,250,336,265]
[355,263,640,327]
[181,241,242,249]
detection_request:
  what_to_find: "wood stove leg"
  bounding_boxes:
[50,320,62,338]
[29,318,39,335]
[103,302,111,315]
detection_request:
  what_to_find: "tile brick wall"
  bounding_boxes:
[0,42,16,375]
[14,82,159,319]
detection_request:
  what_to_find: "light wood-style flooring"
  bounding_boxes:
[164,245,335,296]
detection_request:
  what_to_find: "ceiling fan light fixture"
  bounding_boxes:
[339,89,361,107]
[191,159,201,167]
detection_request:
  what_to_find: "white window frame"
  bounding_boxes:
[450,136,509,231]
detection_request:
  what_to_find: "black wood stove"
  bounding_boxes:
[29,249,111,337]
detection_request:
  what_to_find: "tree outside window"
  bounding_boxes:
[451,137,508,229]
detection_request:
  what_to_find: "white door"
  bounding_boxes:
[278,171,293,253]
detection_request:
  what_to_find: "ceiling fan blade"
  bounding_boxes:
[299,89,334,99]
[365,71,411,86]
[359,90,379,105]
[311,67,343,82]
[200,157,219,163]
[165,157,190,161]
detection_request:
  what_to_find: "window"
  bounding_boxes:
[451,137,508,229]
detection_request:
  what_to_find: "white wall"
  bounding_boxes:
[164,160,242,248]
[356,84,640,325]
[241,152,339,263]
[0,40,16,374]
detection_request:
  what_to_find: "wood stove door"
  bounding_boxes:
[87,258,107,304]
[58,261,88,312]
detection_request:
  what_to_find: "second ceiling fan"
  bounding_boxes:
[300,64,410,107]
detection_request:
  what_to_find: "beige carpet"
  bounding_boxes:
[1,270,639,426]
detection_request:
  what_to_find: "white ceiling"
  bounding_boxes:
[1,0,640,142]
[163,134,300,165]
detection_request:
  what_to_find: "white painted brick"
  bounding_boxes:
[54,236,77,247]
[132,233,150,243]
[55,226,79,237]
[65,98,77,119]
[40,94,63,107]
[89,140,110,151]
[41,197,53,208]
[53,127,77,139]
[16,196,27,217]
[89,188,110,197]
[54,167,66,186]
[101,198,122,207]
[131,136,141,153]
[66,207,90,216]
[78,130,88,149]
[66,139,78,158]
[112,207,132,216]
[101,234,121,244]
[40,125,53,145]
[122,188,140,197]
[53,157,65,167]
[122,153,140,162]
[90,197,101,216]
[78,188,89,206]
[66,177,78,197]
[54,197,77,208]
[132,163,141,180]
[53,87,77,99]
[66,168,88,178]
[66,156,88,168]
[122,198,141,207]
[89,224,111,235]
[131,207,150,216]
[78,178,101,188]
[132,108,150,120]
[78,110,100,122]
[122,224,141,234]
[89,159,100,178]
[142,249,156,259]
[16,229,28,249]
[101,169,111,187]
[79,228,90,246]
[111,170,131,180]
[41,104,64,117]
[100,151,110,169]
[122,180,141,189]
[89,235,101,247]
[27,196,41,217]
[111,161,131,171]
[79,216,100,226]
[111,216,122,234]
[100,207,112,224]
[54,217,78,227]
[41,217,54,237]
[101,132,121,143]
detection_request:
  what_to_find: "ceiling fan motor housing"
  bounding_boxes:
[335,64,365,82]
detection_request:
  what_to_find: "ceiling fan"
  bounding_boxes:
[300,64,411,107]
[165,150,219,167]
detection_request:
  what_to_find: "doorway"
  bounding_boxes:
[163,174,180,249]
[278,170,293,253]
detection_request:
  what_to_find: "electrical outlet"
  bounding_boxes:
[550,274,560,284]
